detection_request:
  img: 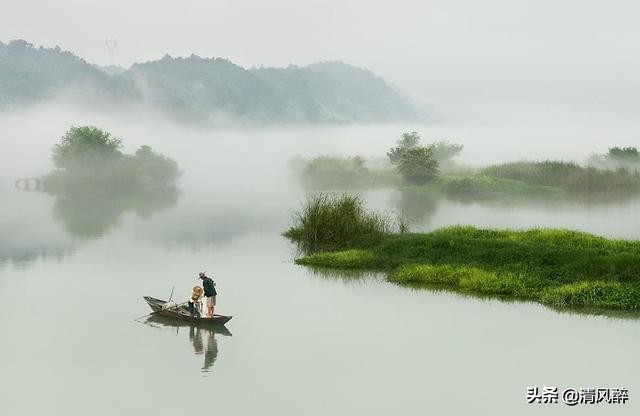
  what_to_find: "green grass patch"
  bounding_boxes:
[389,264,469,285]
[296,249,378,269]
[457,269,530,297]
[293,225,640,311]
[541,281,640,309]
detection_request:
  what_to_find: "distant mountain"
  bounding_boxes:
[0,40,133,108]
[0,39,432,124]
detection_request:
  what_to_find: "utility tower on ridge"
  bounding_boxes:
[105,38,118,66]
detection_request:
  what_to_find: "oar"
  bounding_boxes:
[134,310,162,322]
[134,301,187,322]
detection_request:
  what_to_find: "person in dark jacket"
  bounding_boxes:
[199,272,217,317]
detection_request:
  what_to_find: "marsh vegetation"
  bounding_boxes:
[284,193,407,251]
[481,161,640,194]
[294,132,640,200]
[287,196,640,311]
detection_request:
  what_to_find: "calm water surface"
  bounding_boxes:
[1,121,639,415]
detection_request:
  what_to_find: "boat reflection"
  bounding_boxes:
[143,315,232,373]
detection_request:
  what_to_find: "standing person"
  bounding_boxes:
[199,272,217,318]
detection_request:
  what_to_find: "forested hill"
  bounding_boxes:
[0,39,431,124]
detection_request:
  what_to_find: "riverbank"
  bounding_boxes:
[294,226,640,310]
[406,174,560,198]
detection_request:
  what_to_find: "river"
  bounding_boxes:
[1,117,639,415]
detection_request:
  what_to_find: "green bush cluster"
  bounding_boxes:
[44,126,180,193]
[395,147,439,185]
[588,146,640,171]
[300,156,370,189]
[387,132,465,185]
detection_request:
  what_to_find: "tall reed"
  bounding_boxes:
[284,193,400,251]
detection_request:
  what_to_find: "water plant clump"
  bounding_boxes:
[283,193,404,251]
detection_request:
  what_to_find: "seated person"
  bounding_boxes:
[188,286,204,317]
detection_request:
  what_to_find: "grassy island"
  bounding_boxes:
[293,131,640,200]
[44,125,180,192]
[38,125,181,238]
[286,195,640,311]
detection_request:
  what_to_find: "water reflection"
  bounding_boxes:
[384,188,640,237]
[189,326,218,372]
[136,202,263,248]
[51,187,179,239]
[392,190,438,226]
[393,188,640,221]
[0,244,71,268]
[544,305,640,321]
[143,315,231,374]
[443,189,640,207]
[304,265,383,286]
[0,191,74,268]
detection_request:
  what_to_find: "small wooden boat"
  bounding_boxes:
[143,296,232,325]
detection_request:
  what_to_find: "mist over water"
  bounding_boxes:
[1,104,640,416]
[3,102,639,179]
[3,0,640,412]
[3,104,640,270]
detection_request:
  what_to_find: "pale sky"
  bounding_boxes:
[2,0,639,123]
